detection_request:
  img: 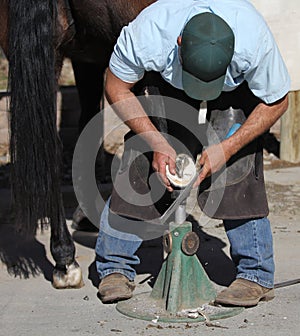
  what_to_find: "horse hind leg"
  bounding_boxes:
[50,213,84,289]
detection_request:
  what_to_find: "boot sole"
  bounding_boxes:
[100,292,133,304]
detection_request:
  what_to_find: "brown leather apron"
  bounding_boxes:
[110,78,268,221]
[197,82,269,219]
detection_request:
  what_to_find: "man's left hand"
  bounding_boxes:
[194,142,230,187]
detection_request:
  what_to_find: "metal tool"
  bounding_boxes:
[148,170,200,225]
[175,154,190,178]
[149,121,243,226]
[274,278,300,289]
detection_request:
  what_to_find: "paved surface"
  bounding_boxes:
[0,164,300,336]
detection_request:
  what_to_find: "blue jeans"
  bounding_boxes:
[95,200,274,287]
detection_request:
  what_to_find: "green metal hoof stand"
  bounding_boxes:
[117,155,243,323]
[117,213,243,324]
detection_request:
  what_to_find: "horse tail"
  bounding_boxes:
[8,0,62,236]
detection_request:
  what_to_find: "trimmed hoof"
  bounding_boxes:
[52,261,84,289]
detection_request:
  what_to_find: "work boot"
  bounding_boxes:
[98,273,135,303]
[215,278,275,307]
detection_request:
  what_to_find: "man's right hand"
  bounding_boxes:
[105,69,177,192]
[152,142,177,192]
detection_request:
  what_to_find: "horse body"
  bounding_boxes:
[0,0,155,288]
[65,0,154,60]
[64,0,156,129]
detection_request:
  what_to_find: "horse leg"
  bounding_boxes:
[48,53,84,289]
[71,61,107,230]
[51,212,84,288]
[71,61,105,132]
[72,60,110,180]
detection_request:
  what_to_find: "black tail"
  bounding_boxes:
[8,0,63,236]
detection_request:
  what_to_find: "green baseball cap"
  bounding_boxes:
[181,12,234,101]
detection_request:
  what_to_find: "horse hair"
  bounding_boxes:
[8,0,64,236]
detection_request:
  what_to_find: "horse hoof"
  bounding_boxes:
[52,261,84,289]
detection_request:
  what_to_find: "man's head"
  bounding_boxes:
[180,12,234,101]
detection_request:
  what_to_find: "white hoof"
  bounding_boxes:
[166,154,196,187]
[52,261,84,289]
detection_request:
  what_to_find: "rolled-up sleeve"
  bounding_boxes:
[109,26,145,83]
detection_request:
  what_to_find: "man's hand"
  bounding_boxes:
[194,141,231,187]
[105,69,178,192]
[152,142,177,192]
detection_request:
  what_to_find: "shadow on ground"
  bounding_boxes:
[0,214,54,283]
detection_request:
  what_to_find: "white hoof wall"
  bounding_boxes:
[166,154,196,187]
[52,261,84,289]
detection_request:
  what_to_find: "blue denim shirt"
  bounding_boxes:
[109,0,290,103]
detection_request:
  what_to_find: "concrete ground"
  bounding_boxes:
[0,164,300,336]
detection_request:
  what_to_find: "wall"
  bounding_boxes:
[251,0,300,90]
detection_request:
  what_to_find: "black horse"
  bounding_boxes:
[0,0,158,288]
